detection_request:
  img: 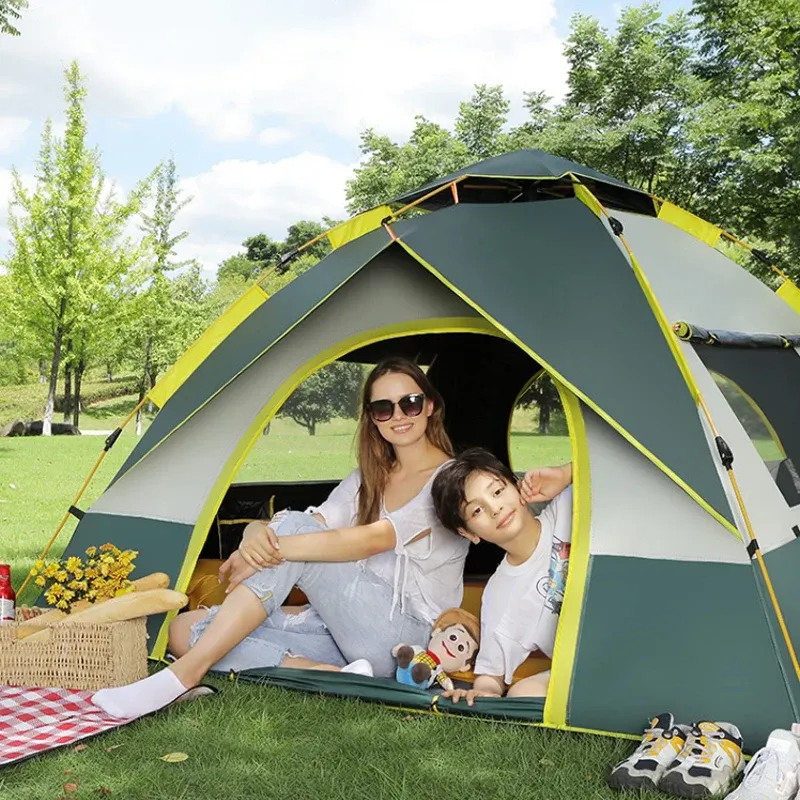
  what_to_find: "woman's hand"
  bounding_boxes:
[519,463,572,503]
[442,687,501,706]
[237,520,285,570]
[217,550,257,593]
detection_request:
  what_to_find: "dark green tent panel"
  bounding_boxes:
[569,555,796,745]
[114,227,392,483]
[395,199,732,523]
[59,513,195,644]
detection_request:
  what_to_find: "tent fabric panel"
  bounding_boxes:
[114,227,392,484]
[777,279,800,315]
[568,554,794,748]
[614,212,800,335]
[53,512,194,648]
[657,201,723,247]
[147,283,269,409]
[327,206,392,250]
[390,149,635,204]
[232,667,546,723]
[584,406,745,563]
[396,199,732,524]
[681,345,800,555]
[91,253,483,524]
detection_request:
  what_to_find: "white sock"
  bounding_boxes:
[340,659,373,677]
[91,668,189,719]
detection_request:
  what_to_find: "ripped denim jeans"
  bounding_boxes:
[188,511,431,677]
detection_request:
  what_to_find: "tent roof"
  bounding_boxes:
[389,149,655,215]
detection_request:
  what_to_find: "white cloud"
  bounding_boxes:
[0,0,567,141]
[0,117,31,153]
[174,151,353,274]
[258,127,294,147]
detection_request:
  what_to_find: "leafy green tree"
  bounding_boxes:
[5,62,147,433]
[216,253,259,284]
[455,84,511,159]
[283,220,331,261]
[689,0,800,274]
[516,373,564,435]
[0,0,27,36]
[279,362,363,435]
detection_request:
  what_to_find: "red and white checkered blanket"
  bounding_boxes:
[0,685,134,767]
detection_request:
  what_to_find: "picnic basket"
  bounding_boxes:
[0,608,148,692]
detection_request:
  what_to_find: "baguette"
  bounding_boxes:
[22,589,187,643]
[16,572,172,639]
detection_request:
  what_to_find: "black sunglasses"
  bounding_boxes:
[366,393,426,422]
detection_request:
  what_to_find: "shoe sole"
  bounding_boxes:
[607,771,659,793]
[658,771,725,799]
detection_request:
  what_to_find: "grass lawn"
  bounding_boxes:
[0,402,647,800]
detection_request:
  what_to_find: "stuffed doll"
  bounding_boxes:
[392,608,480,692]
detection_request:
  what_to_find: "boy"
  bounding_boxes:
[431,447,573,705]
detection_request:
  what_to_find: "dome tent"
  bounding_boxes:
[43,149,800,748]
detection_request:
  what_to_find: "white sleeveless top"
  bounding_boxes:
[306,464,469,623]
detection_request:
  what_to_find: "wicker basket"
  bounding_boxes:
[0,608,148,691]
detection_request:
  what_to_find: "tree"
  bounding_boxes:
[0,0,27,36]
[689,0,800,274]
[284,220,331,261]
[216,253,260,284]
[455,84,511,159]
[516,373,563,435]
[5,62,147,434]
[279,362,363,435]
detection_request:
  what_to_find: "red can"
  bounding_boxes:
[0,564,16,622]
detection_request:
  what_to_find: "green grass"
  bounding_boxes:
[0,403,637,800]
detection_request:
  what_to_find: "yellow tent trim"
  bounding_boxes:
[327,206,392,250]
[397,240,739,538]
[776,279,800,315]
[544,383,590,729]
[571,178,604,219]
[657,201,722,248]
[148,284,269,409]
[150,315,503,658]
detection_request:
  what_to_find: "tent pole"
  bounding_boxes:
[16,395,149,600]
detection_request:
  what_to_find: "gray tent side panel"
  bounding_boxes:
[396,199,732,524]
[569,554,794,748]
[91,252,485,524]
[53,512,194,644]
[583,406,746,563]
[615,212,800,335]
[114,227,392,484]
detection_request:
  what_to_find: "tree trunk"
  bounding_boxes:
[106,363,113,382]
[147,365,157,414]
[43,300,67,437]
[538,401,551,435]
[72,357,85,428]
[63,358,72,423]
[39,360,47,384]
[135,335,152,436]
[309,420,316,436]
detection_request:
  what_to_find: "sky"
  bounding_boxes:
[0,0,689,281]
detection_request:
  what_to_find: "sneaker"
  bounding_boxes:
[659,721,744,798]
[608,713,691,792]
[724,728,800,800]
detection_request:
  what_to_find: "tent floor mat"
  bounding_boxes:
[223,667,546,724]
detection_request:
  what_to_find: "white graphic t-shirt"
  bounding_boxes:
[474,486,573,684]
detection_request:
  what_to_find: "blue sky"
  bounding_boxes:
[0,0,689,279]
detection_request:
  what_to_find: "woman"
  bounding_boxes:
[92,357,470,719]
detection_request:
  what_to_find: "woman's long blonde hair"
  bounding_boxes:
[356,357,453,525]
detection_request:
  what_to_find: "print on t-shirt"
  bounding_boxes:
[536,536,570,615]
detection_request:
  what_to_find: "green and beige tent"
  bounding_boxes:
[33,149,800,748]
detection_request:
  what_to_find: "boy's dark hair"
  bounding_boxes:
[432,447,517,533]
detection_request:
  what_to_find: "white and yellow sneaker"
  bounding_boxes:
[724,727,800,800]
[659,721,744,798]
[608,713,691,792]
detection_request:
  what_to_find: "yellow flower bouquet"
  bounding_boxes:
[29,543,139,611]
